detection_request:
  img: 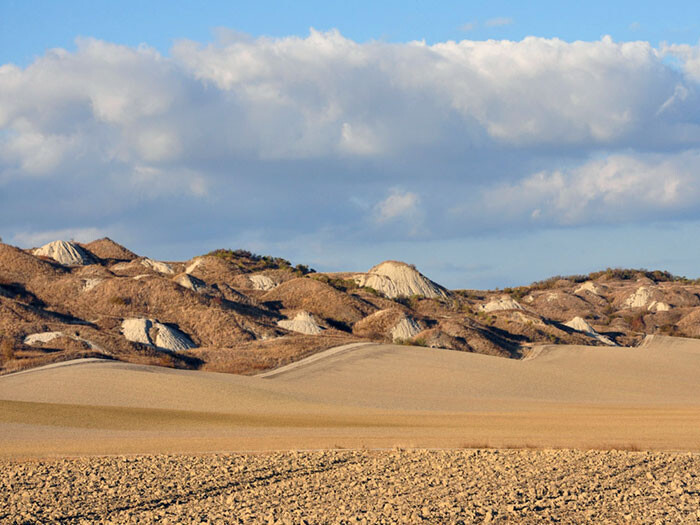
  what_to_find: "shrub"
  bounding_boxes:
[109,296,131,306]
[311,274,358,292]
[502,286,528,300]
[207,248,316,274]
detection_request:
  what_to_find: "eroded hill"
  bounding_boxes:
[2,238,700,375]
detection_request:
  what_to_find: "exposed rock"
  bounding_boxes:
[564,316,617,346]
[141,258,175,274]
[623,286,670,312]
[249,274,277,291]
[651,301,670,312]
[82,278,102,292]
[155,324,196,352]
[174,273,208,293]
[391,315,422,341]
[479,296,524,313]
[121,318,196,351]
[354,261,448,299]
[277,311,324,335]
[23,332,64,346]
[575,281,603,296]
[23,331,102,350]
[33,240,94,266]
[185,257,203,275]
[353,308,411,341]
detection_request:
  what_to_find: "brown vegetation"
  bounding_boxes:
[0,337,14,364]
[5,235,700,375]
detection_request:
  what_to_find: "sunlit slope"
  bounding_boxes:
[266,335,700,411]
[1,335,700,455]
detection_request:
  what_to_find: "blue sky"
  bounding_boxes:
[3,0,700,66]
[2,2,700,288]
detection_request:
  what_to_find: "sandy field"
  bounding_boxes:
[2,335,700,455]
[1,335,700,522]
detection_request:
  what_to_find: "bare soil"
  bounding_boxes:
[2,449,699,524]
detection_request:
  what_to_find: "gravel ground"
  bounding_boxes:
[2,449,700,524]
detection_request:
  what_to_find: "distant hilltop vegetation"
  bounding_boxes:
[2,237,700,375]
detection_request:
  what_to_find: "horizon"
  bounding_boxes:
[3,2,700,289]
[12,235,700,290]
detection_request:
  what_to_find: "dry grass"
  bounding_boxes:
[262,278,377,326]
[0,338,15,364]
[190,334,362,375]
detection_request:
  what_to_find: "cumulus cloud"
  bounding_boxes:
[470,151,700,227]
[4,30,700,260]
[375,189,421,222]
[373,189,424,236]
[3,31,700,180]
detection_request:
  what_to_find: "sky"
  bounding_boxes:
[2,1,700,289]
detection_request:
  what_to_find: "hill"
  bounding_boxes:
[4,238,700,375]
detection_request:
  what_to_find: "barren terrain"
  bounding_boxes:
[3,449,700,524]
[2,335,700,522]
[2,334,700,456]
[4,238,700,522]
[6,237,700,377]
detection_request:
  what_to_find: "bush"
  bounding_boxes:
[109,296,131,306]
[502,286,529,300]
[207,249,316,274]
[311,274,358,292]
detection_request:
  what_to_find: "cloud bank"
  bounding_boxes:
[2,30,700,281]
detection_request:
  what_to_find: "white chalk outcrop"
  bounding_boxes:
[479,296,524,313]
[623,287,670,312]
[82,278,102,292]
[391,315,422,341]
[121,318,196,351]
[23,331,102,350]
[249,274,277,291]
[354,261,448,299]
[575,281,601,296]
[185,257,203,275]
[23,332,64,345]
[277,311,324,335]
[33,240,93,266]
[141,258,175,274]
[564,316,617,346]
[174,273,207,293]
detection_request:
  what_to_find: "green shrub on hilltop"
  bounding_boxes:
[510,267,700,297]
[207,249,315,275]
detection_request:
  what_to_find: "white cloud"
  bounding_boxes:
[373,189,425,236]
[460,22,477,32]
[4,31,700,255]
[473,151,700,226]
[2,30,700,184]
[485,17,514,27]
[375,189,421,222]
